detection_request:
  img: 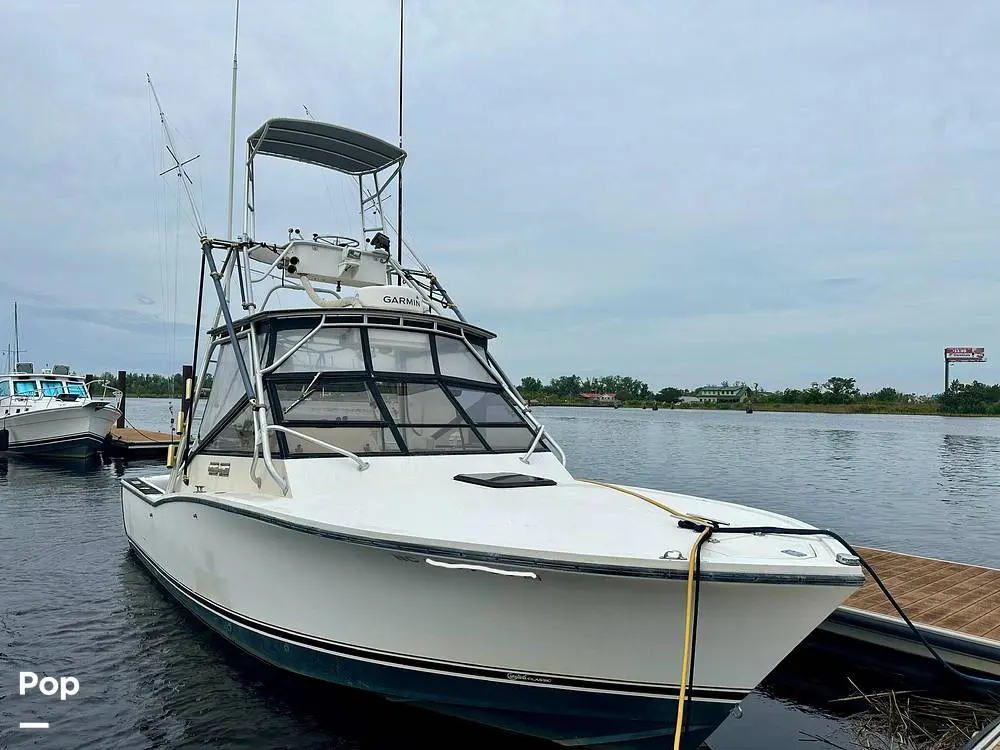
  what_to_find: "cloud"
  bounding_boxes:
[1,1,999,392]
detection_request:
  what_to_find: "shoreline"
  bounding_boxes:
[125,394,996,418]
[528,402,995,418]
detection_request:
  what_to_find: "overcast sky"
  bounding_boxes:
[2,1,999,393]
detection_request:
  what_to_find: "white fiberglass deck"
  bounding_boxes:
[146,454,853,577]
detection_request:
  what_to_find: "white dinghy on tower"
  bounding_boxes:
[121,117,865,749]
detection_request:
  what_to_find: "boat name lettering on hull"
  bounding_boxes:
[505,672,552,684]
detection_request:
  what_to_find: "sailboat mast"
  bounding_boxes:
[226,0,240,240]
[13,301,19,363]
[396,0,404,284]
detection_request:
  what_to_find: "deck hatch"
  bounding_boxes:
[453,472,557,489]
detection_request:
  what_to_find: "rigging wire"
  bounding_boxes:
[147,74,202,428]
[170,177,183,424]
[690,522,1000,692]
[146,74,207,238]
[302,104,359,241]
[148,80,178,431]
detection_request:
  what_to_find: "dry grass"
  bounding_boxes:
[801,681,1000,750]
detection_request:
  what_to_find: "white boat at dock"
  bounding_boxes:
[120,117,865,749]
[0,362,122,459]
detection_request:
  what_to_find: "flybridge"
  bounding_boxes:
[169,116,563,485]
[218,118,461,317]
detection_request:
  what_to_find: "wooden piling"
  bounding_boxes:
[116,369,126,428]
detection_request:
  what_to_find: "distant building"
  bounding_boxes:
[689,385,748,404]
[580,392,617,402]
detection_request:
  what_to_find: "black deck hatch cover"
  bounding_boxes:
[453,472,557,489]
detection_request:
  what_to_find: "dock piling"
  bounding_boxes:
[116,370,126,428]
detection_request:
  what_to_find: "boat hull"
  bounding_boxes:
[121,485,858,748]
[130,541,731,748]
[2,403,120,458]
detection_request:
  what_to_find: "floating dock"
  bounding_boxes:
[965,713,1000,750]
[820,546,1000,678]
[104,427,176,460]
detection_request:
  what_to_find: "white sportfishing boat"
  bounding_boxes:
[0,362,122,459]
[121,118,865,749]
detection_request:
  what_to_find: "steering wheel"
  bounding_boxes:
[313,234,360,249]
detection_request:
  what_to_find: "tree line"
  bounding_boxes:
[100,369,1000,414]
[937,381,1000,415]
[516,374,1000,414]
[88,372,212,398]
[754,377,919,405]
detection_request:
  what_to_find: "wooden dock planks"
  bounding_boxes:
[105,427,176,459]
[847,547,1000,641]
[820,546,1000,678]
[108,427,175,445]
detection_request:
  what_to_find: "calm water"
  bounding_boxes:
[3,400,999,749]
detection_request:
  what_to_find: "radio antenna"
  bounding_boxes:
[396,0,404,283]
[226,0,241,240]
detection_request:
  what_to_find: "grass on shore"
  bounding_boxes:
[528,400,979,416]
[747,402,940,416]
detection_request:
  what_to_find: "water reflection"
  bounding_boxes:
[824,429,858,465]
[7,401,1000,750]
[938,433,1000,501]
[116,550,550,750]
[0,451,107,476]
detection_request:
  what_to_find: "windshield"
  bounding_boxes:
[270,379,532,455]
[41,380,65,397]
[196,322,542,458]
[14,381,38,397]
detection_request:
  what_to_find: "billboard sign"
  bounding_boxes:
[945,347,986,362]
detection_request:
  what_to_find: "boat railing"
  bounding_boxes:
[519,424,547,465]
[258,280,344,311]
[89,381,124,411]
[246,322,287,494]
[260,315,328,374]
[473,347,567,466]
[263,425,370,471]
[381,253,449,316]
[248,242,298,284]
